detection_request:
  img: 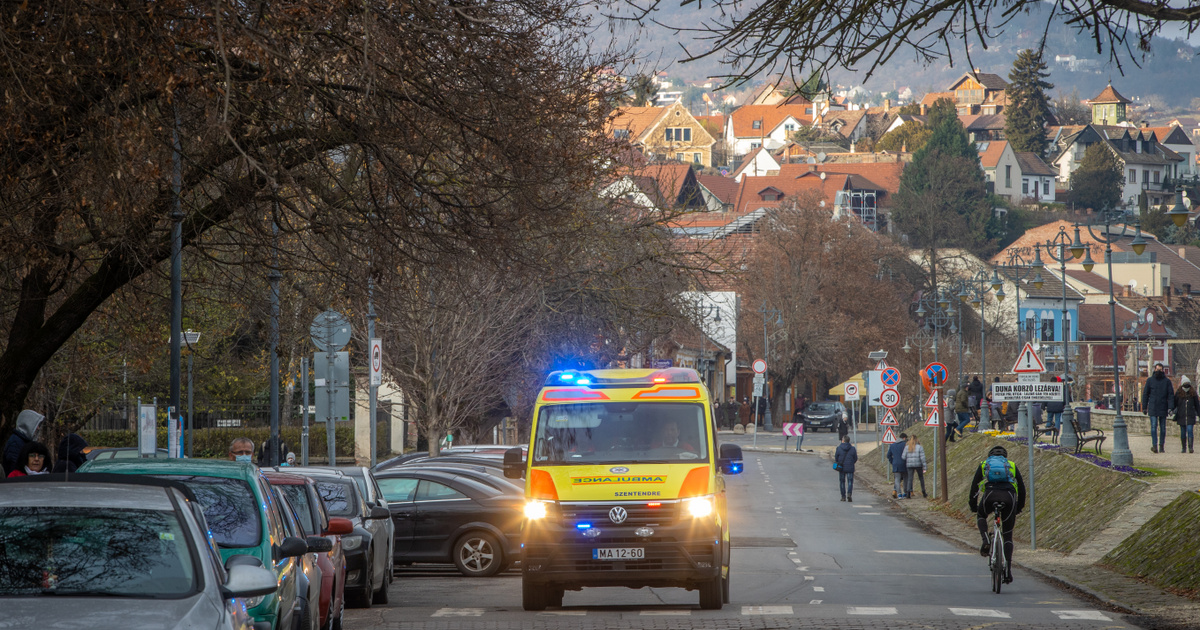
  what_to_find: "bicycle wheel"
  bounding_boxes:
[991,530,1004,593]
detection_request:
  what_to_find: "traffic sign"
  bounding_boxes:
[782,423,804,437]
[882,426,899,443]
[924,410,941,426]
[881,367,901,387]
[875,359,890,370]
[752,373,766,385]
[992,382,1065,402]
[370,338,382,386]
[879,409,899,426]
[1017,373,1041,383]
[753,383,764,398]
[924,362,949,386]
[844,382,860,401]
[310,310,352,352]
[924,390,939,408]
[880,388,900,408]
[1012,342,1047,373]
[752,359,768,374]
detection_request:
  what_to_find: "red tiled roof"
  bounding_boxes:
[696,174,739,205]
[607,106,666,141]
[1090,84,1132,104]
[728,104,813,138]
[777,162,905,196]
[978,140,1009,169]
[1064,269,1111,291]
[729,172,848,214]
[1145,126,1194,146]
[921,92,956,107]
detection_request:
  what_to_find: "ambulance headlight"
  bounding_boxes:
[524,501,550,520]
[686,496,714,518]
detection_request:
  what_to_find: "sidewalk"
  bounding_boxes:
[852,443,1200,629]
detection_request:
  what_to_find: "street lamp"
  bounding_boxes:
[697,303,722,395]
[1074,214,1143,466]
[183,330,201,458]
[961,269,996,429]
[909,292,954,501]
[1000,247,1045,345]
[1168,187,1190,228]
[758,300,783,431]
[1042,227,1079,450]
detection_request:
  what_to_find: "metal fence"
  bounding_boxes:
[83,401,302,431]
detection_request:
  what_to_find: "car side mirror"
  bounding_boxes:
[306,536,333,553]
[224,554,264,571]
[323,517,354,536]
[503,447,525,479]
[718,443,743,475]
[368,505,390,520]
[222,563,279,599]
[276,536,309,560]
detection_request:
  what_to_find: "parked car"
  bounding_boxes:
[374,468,524,577]
[272,486,326,630]
[373,445,526,472]
[400,461,523,494]
[264,470,353,630]
[83,446,170,460]
[800,401,846,432]
[287,467,393,608]
[0,473,277,630]
[78,458,312,630]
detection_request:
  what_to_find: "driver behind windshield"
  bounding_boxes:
[651,420,697,453]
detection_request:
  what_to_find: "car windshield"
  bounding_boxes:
[315,480,359,517]
[807,404,838,413]
[0,508,197,598]
[156,476,261,548]
[532,402,709,464]
[276,485,316,535]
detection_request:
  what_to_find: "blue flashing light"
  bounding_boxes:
[560,373,575,381]
[576,523,592,529]
[577,379,592,385]
[730,463,743,474]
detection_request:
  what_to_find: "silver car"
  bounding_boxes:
[0,475,278,630]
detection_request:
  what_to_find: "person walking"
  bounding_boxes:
[968,376,984,412]
[3,409,45,476]
[954,385,971,436]
[51,433,89,473]
[887,432,908,498]
[836,411,850,441]
[1142,363,1174,453]
[834,436,857,502]
[737,398,751,427]
[944,388,959,443]
[902,434,928,499]
[1174,375,1197,453]
[6,441,51,477]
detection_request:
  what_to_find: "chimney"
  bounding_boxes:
[850,141,856,153]
[920,103,927,116]
[884,99,892,110]
[1180,247,1187,260]
[1167,286,1172,308]
[1140,120,1149,128]
[1184,283,1192,296]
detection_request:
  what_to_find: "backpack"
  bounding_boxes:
[985,455,1015,484]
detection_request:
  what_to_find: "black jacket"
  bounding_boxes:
[968,460,1026,514]
[1175,386,1199,426]
[967,379,984,402]
[834,442,857,473]
[886,441,907,473]
[1142,372,1175,417]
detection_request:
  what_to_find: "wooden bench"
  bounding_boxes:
[1067,413,1106,454]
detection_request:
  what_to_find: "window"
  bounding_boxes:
[1025,313,1036,341]
[532,401,709,464]
[415,480,467,502]
[693,152,702,164]
[1144,170,1150,185]
[1153,170,1160,184]
[1043,180,1050,196]
[750,142,761,149]
[277,484,317,535]
[665,128,692,142]
[1022,179,1029,195]
[1041,317,1055,342]
[613,129,630,140]
[784,123,795,132]
[1129,169,1137,183]
[315,480,360,518]
[1005,165,1012,188]
[158,475,261,548]
[752,120,762,130]
[377,477,420,503]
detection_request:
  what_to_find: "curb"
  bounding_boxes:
[854,462,1146,616]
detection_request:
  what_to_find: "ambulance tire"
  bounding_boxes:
[699,576,723,610]
[522,577,548,611]
[547,587,564,608]
[722,573,730,604]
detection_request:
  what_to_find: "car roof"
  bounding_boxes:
[283,466,348,478]
[80,458,260,480]
[376,466,522,494]
[0,474,197,509]
[262,470,312,485]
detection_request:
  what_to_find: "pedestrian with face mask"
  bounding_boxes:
[1174,376,1197,453]
[1141,363,1174,454]
[3,409,45,476]
[228,437,255,464]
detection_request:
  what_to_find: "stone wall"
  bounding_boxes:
[875,427,1148,553]
[1104,490,1200,596]
[1088,408,1151,434]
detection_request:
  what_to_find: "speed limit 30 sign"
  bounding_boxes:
[880,387,900,409]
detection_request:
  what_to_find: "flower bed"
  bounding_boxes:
[999,437,1156,477]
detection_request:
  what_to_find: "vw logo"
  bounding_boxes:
[609,466,629,474]
[608,507,628,524]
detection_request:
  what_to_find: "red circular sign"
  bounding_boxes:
[752,359,767,374]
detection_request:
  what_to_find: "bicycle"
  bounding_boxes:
[987,501,1008,593]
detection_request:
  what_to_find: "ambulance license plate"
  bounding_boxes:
[593,547,644,560]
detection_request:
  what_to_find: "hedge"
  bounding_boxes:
[81,425,360,462]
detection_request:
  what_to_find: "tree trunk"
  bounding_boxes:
[426,424,441,457]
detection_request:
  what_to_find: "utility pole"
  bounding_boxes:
[170,107,183,457]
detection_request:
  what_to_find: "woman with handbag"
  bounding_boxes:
[1175,375,1197,453]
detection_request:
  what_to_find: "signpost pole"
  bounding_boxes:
[326,321,337,466]
[301,357,309,466]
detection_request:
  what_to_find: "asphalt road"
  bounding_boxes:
[345,448,1144,629]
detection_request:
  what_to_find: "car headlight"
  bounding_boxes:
[341,535,363,551]
[686,496,714,518]
[524,500,549,520]
[245,593,268,609]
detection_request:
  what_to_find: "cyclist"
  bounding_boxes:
[968,445,1026,584]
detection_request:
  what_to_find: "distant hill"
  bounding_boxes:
[601,2,1200,110]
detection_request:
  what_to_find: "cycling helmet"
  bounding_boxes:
[988,445,1008,458]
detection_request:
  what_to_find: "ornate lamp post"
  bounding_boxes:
[758,300,783,431]
[959,269,999,429]
[1071,218,1146,467]
[1040,227,1080,450]
[909,292,954,501]
[1001,247,1046,345]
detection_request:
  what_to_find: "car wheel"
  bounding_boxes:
[722,572,731,604]
[522,576,548,611]
[698,575,723,610]
[547,587,564,608]
[372,560,390,605]
[453,531,504,577]
[349,562,373,609]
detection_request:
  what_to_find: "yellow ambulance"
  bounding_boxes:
[503,367,743,610]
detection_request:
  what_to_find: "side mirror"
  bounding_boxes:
[306,536,333,553]
[368,505,390,520]
[224,554,264,571]
[503,447,525,479]
[276,536,309,560]
[718,443,743,475]
[222,563,279,599]
[323,517,354,536]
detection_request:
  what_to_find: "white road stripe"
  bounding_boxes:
[540,611,586,616]
[847,607,898,615]
[432,608,485,617]
[1053,610,1112,621]
[812,586,825,592]
[804,576,814,581]
[742,605,794,615]
[640,610,691,616]
[852,505,872,508]
[809,600,822,605]
[950,608,1011,618]
[874,550,971,555]
[859,512,881,515]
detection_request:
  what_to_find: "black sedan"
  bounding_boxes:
[800,401,846,431]
[375,468,524,577]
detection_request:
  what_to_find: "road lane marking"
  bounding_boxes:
[874,550,972,555]
[742,605,793,615]
[852,505,872,508]
[1052,610,1112,621]
[812,586,825,592]
[804,576,814,581]
[540,611,586,616]
[640,610,691,616]
[796,566,808,571]
[432,608,484,617]
[809,600,822,605]
[950,608,1011,618]
[859,512,881,515]
[847,607,898,615]
[788,551,798,556]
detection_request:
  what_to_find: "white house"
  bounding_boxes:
[724,104,814,155]
[978,140,1022,201]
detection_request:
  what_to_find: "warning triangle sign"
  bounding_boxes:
[880,409,899,426]
[924,410,941,426]
[1012,342,1047,373]
[924,390,939,408]
[875,359,890,370]
[882,426,899,443]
